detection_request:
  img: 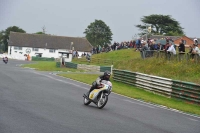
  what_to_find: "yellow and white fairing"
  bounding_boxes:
[89,87,106,100]
[89,81,112,100]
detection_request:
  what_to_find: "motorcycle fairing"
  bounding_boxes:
[89,87,106,101]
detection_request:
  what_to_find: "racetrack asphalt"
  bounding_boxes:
[0,60,200,133]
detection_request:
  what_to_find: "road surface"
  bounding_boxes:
[0,60,199,133]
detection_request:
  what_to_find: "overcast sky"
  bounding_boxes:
[0,0,200,42]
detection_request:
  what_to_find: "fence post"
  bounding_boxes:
[195,54,198,64]
[111,65,113,75]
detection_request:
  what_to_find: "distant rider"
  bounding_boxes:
[3,56,8,63]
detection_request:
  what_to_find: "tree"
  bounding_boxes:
[0,26,26,51]
[0,31,4,52]
[84,20,113,47]
[164,31,184,36]
[136,14,184,36]
[34,31,45,34]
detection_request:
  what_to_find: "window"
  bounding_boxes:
[49,49,56,53]
[32,48,39,51]
[184,40,186,45]
[14,46,22,50]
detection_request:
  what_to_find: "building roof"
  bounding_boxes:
[8,32,92,52]
[148,35,181,41]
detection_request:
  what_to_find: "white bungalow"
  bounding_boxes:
[8,32,92,61]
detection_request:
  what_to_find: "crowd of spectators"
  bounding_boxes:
[109,37,200,59]
[81,36,200,61]
[91,46,111,54]
[109,37,173,53]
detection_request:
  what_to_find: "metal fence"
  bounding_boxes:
[140,50,200,64]
[172,80,200,104]
[113,69,200,105]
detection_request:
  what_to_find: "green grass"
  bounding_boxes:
[115,57,200,84]
[73,48,140,66]
[59,73,200,115]
[22,61,82,72]
[73,49,200,84]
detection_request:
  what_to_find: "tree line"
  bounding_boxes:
[0,14,184,52]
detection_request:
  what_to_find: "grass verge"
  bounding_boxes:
[73,49,200,84]
[22,61,82,72]
[59,73,200,115]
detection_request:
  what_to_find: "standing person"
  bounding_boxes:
[73,50,76,58]
[96,46,99,54]
[157,43,161,50]
[75,50,78,57]
[194,37,198,45]
[139,41,149,58]
[132,40,136,48]
[99,45,102,53]
[167,43,176,55]
[113,42,117,51]
[164,43,170,52]
[92,47,95,54]
[141,38,144,45]
[178,40,185,60]
[167,42,176,60]
[135,38,141,51]
[191,44,200,59]
[188,45,193,59]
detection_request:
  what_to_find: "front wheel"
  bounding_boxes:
[83,97,91,105]
[97,94,108,109]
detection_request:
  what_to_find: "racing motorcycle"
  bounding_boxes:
[83,80,112,109]
[3,57,8,64]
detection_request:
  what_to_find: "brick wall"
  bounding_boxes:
[174,36,194,47]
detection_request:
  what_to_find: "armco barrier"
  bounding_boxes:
[65,62,78,69]
[113,70,136,86]
[113,69,200,104]
[100,66,112,73]
[113,69,172,96]
[135,72,172,96]
[32,57,55,61]
[78,64,100,71]
[64,62,112,72]
[172,80,200,105]
[56,62,61,68]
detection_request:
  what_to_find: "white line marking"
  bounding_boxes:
[188,118,199,122]
[33,72,88,90]
[113,92,200,119]
[123,99,155,109]
[58,75,200,119]
[32,72,200,119]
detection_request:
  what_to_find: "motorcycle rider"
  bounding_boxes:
[86,70,111,97]
[3,56,8,63]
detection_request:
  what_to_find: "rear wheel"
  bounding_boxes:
[97,94,108,109]
[83,97,91,105]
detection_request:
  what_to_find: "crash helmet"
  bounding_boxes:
[104,70,111,80]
